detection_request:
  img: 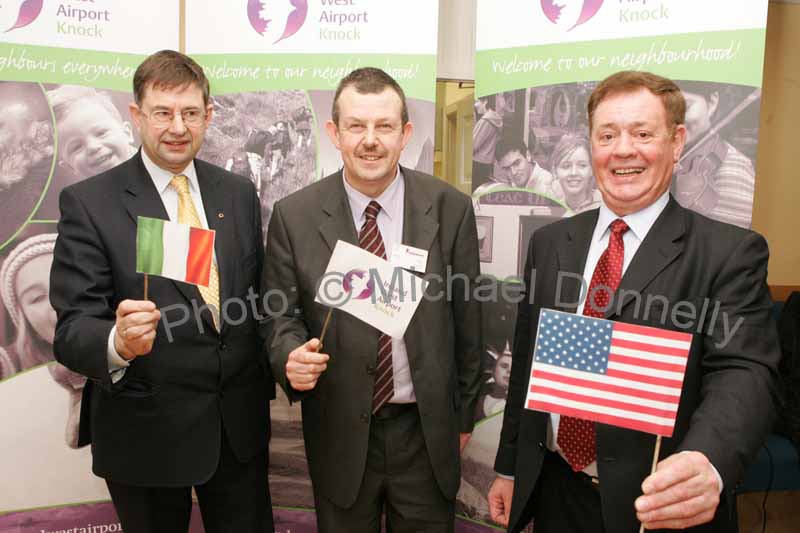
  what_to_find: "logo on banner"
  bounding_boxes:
[343,269,374,300]
[247,0,308,43]
[540,0,603,31]
[3,0,43,33]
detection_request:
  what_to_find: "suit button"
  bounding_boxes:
[219,342,227,351]
[360,412,369,423]
[538,441,545,450]
[366,363,375,375]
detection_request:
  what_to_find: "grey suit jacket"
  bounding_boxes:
[261,167,482,507]
[496,196,782,532]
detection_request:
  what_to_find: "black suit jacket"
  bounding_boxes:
[50,152,274,487]
[496,197,781,532]
[261,168,482,507]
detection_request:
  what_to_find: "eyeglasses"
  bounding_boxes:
[142,108,207,127]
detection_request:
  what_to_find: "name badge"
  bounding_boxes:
[389,244,428,273]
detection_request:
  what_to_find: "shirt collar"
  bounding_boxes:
[595,190,670,242]
[141,148,199,196]
[342,167,404,222]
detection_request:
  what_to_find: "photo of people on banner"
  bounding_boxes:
[472,81,759,229]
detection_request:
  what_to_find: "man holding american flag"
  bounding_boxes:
[488,71,781,533]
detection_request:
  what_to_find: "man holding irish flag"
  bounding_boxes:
[50,51,274,532]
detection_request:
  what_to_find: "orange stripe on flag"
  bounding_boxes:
[186,227,214,287]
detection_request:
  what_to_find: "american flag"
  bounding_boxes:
[526,308,693,436]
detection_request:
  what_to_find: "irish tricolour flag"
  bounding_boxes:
[136,216,215,287]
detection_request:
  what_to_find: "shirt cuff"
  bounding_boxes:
[107,326,130,383]
[497,473,515,480]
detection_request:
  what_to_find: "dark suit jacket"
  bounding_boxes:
[261,167,482,507]
[496,196,781,532]
[50,152,274,487]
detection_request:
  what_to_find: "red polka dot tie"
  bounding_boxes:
[557,218,629,472]
[358,201,394,413]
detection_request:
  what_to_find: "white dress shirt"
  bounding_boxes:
[342,168,416,403]
[107,150,212,378]
[546,191,670,477]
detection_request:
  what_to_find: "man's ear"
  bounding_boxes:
[325,120,341,150]
[400,121,414,149]
[129,102,143,131]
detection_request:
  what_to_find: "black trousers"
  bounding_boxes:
[314,403,454,533]
[518,451,605,533]
[106,431,273,533]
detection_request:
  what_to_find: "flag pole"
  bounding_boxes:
[318,307,334,349]
[639,435,663,533]
[144,273,149,301]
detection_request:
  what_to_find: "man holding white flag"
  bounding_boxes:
[50,51,274,532]
[262,67,482,532]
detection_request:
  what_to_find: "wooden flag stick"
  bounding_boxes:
[639,435,663,533]
[144,273,149,301]
[318,307,334,348]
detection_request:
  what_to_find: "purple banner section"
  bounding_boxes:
[0,502,498,532]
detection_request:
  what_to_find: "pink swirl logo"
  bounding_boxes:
[342,269,374,300]
[4,0,43,33]
[541,0,603,31]
[247,0,308,43]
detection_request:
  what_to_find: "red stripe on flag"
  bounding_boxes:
[610,337,690,357]
[532,385,677,419]
[613,321,693,342]
[527,400,675,437]
[186,227,214,286]
[608,354,687,373]
[531,370,681,403]
[607,368,684,388]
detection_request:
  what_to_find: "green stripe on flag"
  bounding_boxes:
[136,217,165,275]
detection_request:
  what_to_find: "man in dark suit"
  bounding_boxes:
[487,71,781,532]
[50,50,274,533]
[262,67,482,532]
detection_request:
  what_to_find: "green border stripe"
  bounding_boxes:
[476,28,766,96]
[136,217,164,276]
[193,53,436,101]
[0,42,144,91]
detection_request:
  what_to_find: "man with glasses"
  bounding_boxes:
[50,50,274,533]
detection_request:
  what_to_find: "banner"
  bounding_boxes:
[0,1,178,531]
[463,1,768,529]
[185,1,440,530]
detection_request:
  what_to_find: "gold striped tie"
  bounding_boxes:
[170,174,220,328]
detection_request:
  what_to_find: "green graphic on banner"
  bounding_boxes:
[193,53,436,101]
[476,28,766,97]
[0,43,143,91]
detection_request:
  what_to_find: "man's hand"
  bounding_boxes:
[488,476,514,528]
[459,432,471,453]
[113,299,161,361]
[636,451,721,530]
[286,338,329,391]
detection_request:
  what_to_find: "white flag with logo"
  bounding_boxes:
[315,241,428,339]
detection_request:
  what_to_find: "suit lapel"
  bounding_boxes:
[318,172,359,251]
[557,211,597,311]
[607,197,686,318]
[121,152,169,224]
[401,167,439,253]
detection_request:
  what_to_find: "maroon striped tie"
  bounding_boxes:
[359,201,394,413]
[557,218,629,472]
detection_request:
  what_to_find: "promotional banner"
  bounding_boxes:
[0,1,179,531]
[185,1,440,530]
[463,1,768,529]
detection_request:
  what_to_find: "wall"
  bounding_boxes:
[752,1,800,289]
